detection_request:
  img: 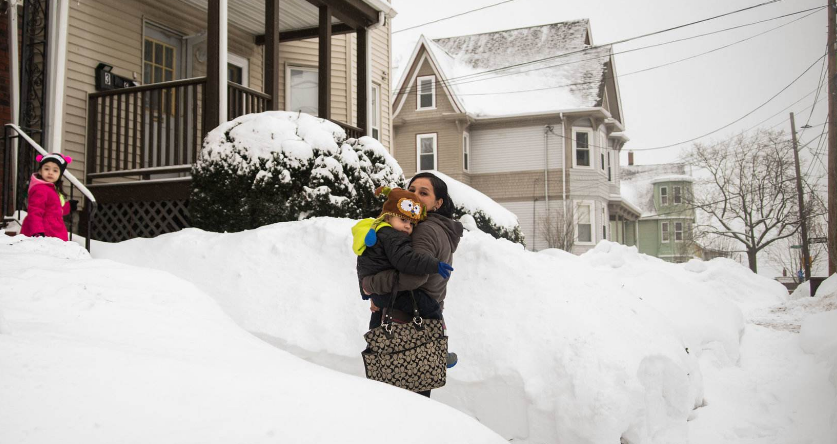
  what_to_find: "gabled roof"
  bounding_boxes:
[393,19,620,119]
[620,163,690,217]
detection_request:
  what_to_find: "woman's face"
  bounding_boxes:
[409,178,443,212]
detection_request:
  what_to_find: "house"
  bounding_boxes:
[1,0,396,242]
[389,19,639,253]
[620,158,697,263]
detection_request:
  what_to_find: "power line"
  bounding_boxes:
[394,0,796,95]
[798,43,829,140]
[450,7,821,98]
[392,0,515,35]
[631,53,825,151]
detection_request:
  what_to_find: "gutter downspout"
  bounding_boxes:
[543,125,551,216]
[559,112,566,217]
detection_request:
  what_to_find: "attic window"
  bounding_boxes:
[660,186,668,206]
[417,75,436,110]
[674,186,682,204]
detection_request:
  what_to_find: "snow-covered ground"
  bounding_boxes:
[2,219,836,443]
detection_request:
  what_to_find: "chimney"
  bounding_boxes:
[628,151,634,166]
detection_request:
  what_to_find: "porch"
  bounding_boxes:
[608,196,642,246]
[82,0,392,241]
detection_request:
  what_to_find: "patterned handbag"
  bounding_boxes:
[362,290,448,393]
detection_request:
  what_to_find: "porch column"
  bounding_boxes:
[318,4,331,119]
[46,0,69,153]
[356,27,368,135]
[264,0,280,110]
[206,0,228,130]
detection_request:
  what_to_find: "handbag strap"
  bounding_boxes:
[382,276,423,332]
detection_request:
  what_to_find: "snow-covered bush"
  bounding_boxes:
[427,171,525,245]
[191,112,405,232]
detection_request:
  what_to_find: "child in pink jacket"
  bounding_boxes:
[20,153,73,241]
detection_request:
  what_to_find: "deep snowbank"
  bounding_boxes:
[94,218,789,443]
[0,235,505,444]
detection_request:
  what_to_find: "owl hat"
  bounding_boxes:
[375,186,427,224]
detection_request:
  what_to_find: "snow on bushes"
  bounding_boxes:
[94,219,791,443]
[424,171,525,244]
[191,112,405,232]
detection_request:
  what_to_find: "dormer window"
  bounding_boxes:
[660,186,668,206]
[417,75,435,110]
[674,186,682,204]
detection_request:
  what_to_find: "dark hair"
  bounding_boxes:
[408,172,455,219]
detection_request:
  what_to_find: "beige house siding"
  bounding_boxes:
[470,169,567,203]
[63,0,385,182]
[393,120,465,182]
[501,198,564,251]
[348,24,393,150]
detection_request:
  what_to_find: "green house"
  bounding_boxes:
[620,163,697,263]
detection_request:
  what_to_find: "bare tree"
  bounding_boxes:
[539,204,575,252]
[683,129,806,273]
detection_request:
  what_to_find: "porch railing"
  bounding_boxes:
[228,82,270,120]
[86,77,207,181]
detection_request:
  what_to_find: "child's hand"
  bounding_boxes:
[370,301,380,312]
[437,261,454,279]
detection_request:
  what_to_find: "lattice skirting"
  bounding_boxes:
[92,199,190,243]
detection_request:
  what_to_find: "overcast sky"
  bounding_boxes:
[389,0,827,178]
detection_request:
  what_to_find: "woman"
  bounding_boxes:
[362,172,463,397]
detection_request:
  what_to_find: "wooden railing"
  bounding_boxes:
[228,82,270,121]
[86,77,206,180]
[328,119,365,140]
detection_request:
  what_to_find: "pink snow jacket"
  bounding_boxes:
[20,174,69,241]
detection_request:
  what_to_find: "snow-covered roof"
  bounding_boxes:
[650,175,695,184]
[396,20,613,118]
[620,163,690,217]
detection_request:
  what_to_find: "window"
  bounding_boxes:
[416,133,437,171]
[370,83,381,140]
[417,75,435,110]
[660,186,668,206]
[674,186,682,204]
[661,222,670,242]
[574,130,592,168]
[462,132,470,172]
[227,53,249,87]
[576,202,593,243]
[143,37,176,85]
[607,151,612,182]
[675,222,684,242]
[602,208,607,240]
[601,150,605,171]
[286,66,318,116]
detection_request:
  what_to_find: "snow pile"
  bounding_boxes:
[800,274,837,391]
[0,237,504,444]
[421,170,518,230]
[94,219,790,443]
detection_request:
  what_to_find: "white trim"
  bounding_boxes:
[574,199,595,245]
[416,75,436,110]
[285,64,319,116]
[660,186,668,206]
[462,131,470,172]
[416,133,437,172]
[227,52,249,88]
[661,221,670,243]
[572,128,594,169]
[218,0,228,123]
[370,82,381,140]
[46,0,69,153]
[8,0,20,201]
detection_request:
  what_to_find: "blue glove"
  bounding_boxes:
[437,261,454,279]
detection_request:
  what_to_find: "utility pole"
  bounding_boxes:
[791,113,812,282]
[828,0,837,275]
